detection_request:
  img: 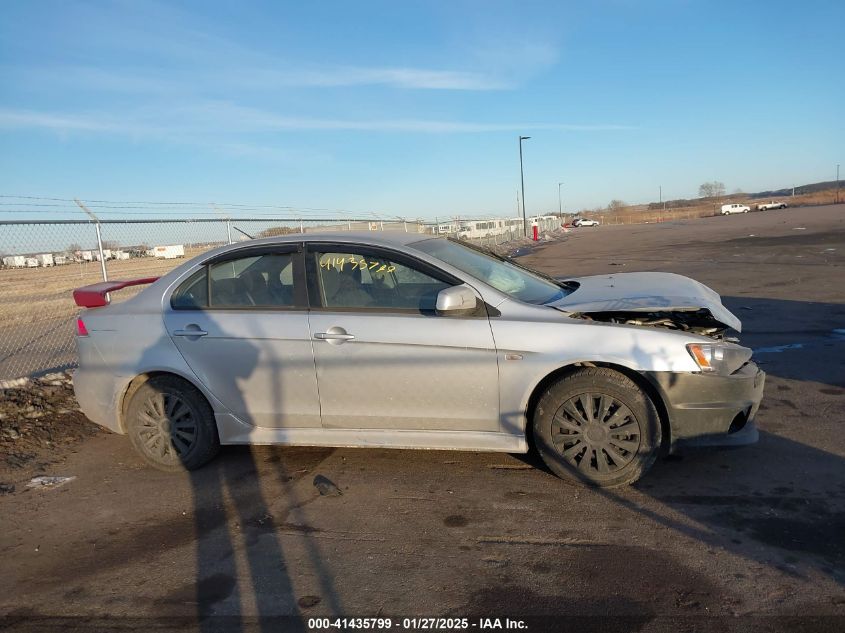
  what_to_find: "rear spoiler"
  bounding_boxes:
[73,277,159,308]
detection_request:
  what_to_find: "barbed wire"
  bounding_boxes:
[0,194,523,222]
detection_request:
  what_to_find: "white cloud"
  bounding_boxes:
[11,63,510,94]
[0,109,128,133]
[0,105,635,137]
[237,66,510,91]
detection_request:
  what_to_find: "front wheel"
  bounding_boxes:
[126,376,220,472]
[532,367,662,487]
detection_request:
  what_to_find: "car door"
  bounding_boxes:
[164,244,321,428]
[305,242,500,431]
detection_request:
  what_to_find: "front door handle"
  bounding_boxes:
[314,326,355,344]
[173,325,208,337]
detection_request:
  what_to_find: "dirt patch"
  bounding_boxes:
[444,514,469,527]
[0,371,102,477]
[455,544,725,623]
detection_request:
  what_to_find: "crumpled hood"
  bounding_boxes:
[550,272,742,332]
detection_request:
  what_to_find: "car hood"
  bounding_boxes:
[550,272,742,332]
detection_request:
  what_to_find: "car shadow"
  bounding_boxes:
[513,293,845,592]
[514,428,845,589]
[130,323,341,631]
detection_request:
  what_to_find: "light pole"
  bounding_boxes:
[557,182,564,217]
[519,136,530,236]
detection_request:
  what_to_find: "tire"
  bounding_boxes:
[125,375,220,472]
[532,367,661,487]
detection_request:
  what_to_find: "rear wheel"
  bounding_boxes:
[532,367,661,487]
[126,376,219,472]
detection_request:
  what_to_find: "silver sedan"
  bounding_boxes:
[73,232,764,486]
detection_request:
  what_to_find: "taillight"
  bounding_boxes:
[76,318,89,337]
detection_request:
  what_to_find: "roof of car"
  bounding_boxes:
[244,231,437,246]
[220,230,437,251]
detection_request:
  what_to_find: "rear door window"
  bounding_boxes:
[209,253,296,307]
[170,268,208,309]
[170,248,303,310]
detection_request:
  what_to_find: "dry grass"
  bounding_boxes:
[0,246,212,326]
[575,187,843,226]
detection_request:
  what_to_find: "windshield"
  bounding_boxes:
[414,238,571,305]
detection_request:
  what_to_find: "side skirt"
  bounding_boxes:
[215,414,528,453]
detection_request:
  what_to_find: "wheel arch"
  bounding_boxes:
[524,361,672,455]
[118,370,212,433]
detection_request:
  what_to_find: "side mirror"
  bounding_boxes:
[436,285,479,316]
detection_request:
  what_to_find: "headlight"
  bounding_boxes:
[686,342,752,375]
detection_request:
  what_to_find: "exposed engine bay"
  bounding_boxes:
[568,308,730,340]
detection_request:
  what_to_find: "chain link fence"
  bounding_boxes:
[0,216,557,380]
[461,217,560,249]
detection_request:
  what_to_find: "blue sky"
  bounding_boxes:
[0,0,842,219]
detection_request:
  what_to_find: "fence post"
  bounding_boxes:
[94,221,108,282]
[300,219,304,234]
[74,198,108,281]
[348,220,352,231]
[403,221,407,232]
[226,219,232,245]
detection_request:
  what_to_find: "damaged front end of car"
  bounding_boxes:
[549,271,742,340]
[548,272,764,450]
[566,307,731,340]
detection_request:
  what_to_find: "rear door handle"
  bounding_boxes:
[173,326,208,337]
[314,332,355,341]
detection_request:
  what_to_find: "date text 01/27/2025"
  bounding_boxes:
[307,617,528,631]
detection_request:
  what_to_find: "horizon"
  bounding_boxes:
[1,1,842,219]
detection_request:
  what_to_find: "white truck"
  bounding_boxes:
[756,201,788,211]
[151,244,185,259]
[2,255,26,268]
[35,253,54,267]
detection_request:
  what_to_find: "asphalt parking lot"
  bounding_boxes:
[2,204,844,632]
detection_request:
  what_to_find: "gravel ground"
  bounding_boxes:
[1,205,844,632]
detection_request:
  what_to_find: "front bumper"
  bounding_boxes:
[645,362,765,451]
